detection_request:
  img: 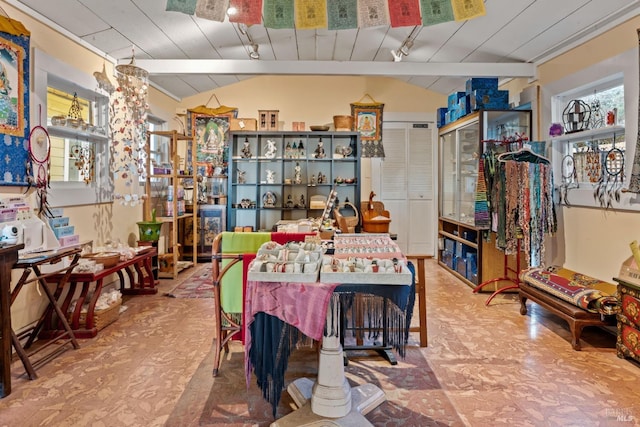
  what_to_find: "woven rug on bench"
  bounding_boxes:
[520,266,618,314]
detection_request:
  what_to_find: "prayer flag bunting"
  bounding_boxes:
[195,0,229,22]
[229,0,263,25]
[356,0,389,28]
[166,0,198,14]
[263,0,295,28]
[388,0,422,28]
[451,0,486,21]
[327,0,358,30]
[295,0,328,30]
[420,0,455,26]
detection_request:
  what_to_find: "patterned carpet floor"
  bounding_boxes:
[165,264,213,298]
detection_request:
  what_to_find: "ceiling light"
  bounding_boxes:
[227,7,237,16]
[249,44,260,60]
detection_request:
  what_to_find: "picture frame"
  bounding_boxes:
[0,17,30,186]
[200,204,226,246]
[350,103,383,142]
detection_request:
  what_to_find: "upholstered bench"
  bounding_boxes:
[519,266,618,350]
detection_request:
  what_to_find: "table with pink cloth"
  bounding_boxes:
[243,268,414,417]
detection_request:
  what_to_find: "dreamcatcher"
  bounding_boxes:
[27,105,51,215]
[559,154,577,205]
[602,140,625,207]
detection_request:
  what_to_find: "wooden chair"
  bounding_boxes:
[211,232,244,376]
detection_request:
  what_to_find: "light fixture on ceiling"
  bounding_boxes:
[237,23,260,60]
[391,26,420,62]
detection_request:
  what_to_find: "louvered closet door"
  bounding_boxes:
[378,122,436,255]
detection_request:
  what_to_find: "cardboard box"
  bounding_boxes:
[470,89,509,111]
[465,77,498,95]
[230,118,257,131]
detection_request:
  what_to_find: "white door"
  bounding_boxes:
[372,120,436,256]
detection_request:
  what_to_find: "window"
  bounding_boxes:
[33,48,112,207]
[552,78,626,208]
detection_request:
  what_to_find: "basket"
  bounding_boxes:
[333,115,353,131]
[83,252,121,268]
[70,299,122,331]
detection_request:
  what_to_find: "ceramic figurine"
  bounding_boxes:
[264,139,277,158]
[314,140,326,159]
[237,168,246,184]
[241,140,252,158]
[266,169,276,184]
[294,162,302,184]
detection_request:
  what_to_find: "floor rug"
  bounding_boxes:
[166,343,465,427]
[165,264,214,298]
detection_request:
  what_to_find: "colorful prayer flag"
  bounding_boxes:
[388,0,422,28]
[451,0,486,21]
[295,0,328,30]
[263,0,295,28]
[327,0,358,30]
[228,0,263,25]
[195,0,229,22]
[420,0,455,26]
[356,0,389,28]
[166,0,198,15]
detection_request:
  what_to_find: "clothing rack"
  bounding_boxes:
[473,137,553,305]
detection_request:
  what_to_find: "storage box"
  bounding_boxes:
[456,256,468,277]
[437,107,448,128]
[53,225,75,239]
[448,91,466,110]
[470,89,509,111]
[465,77,499,95]
[230,118,257,131]
[58,234,80,247]
[48,217,69,228]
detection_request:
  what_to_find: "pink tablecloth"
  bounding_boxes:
[244,279,338,386]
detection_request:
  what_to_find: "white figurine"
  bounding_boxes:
[266,169,276,184]
[294,162,302,184]
[264,139,277,159]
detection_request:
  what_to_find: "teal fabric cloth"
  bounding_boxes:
[220,232,271,313]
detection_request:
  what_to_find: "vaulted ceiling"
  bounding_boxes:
[9,0,640,100]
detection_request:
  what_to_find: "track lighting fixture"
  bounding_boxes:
[391,26,420,62]
[249,43,260,60]
[237,23,260,60]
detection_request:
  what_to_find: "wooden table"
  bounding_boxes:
[42,247,158,338]
[11,247,82,381]
[0,244,23,398]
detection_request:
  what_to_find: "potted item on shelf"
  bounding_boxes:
[137,209,163,242]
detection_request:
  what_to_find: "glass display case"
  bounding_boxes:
[438,109,532,288]
[439,109,532,227]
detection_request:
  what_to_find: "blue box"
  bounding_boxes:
[444,238,455,254]
[465,77,498,95]
[470,89,509,111]
[441,250,454,270]
[458,95,471,117]
[437,107,448,128]
[53,225,74,239]
[466,252,478,275]
[49,217,69,228]
[456,257,468,277]
[447,91,466,110]
[462,230,477,243]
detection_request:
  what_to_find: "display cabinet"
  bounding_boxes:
[614,278,640,365]
[228,131,360,232]
[144,130,198,278]
[438,109,532,288]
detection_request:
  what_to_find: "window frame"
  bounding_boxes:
[32,48,113,207]
[545,47,637,211]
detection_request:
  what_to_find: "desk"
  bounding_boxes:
[42,247,157,338]
[245,276,412,426]
[11,247,82,381]
[0,244,23,398]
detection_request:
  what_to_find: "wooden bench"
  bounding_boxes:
[519,280,608,350]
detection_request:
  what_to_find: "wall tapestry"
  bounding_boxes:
[0,16,30,186]
[187,102,236,177]
[351,95,384,158]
